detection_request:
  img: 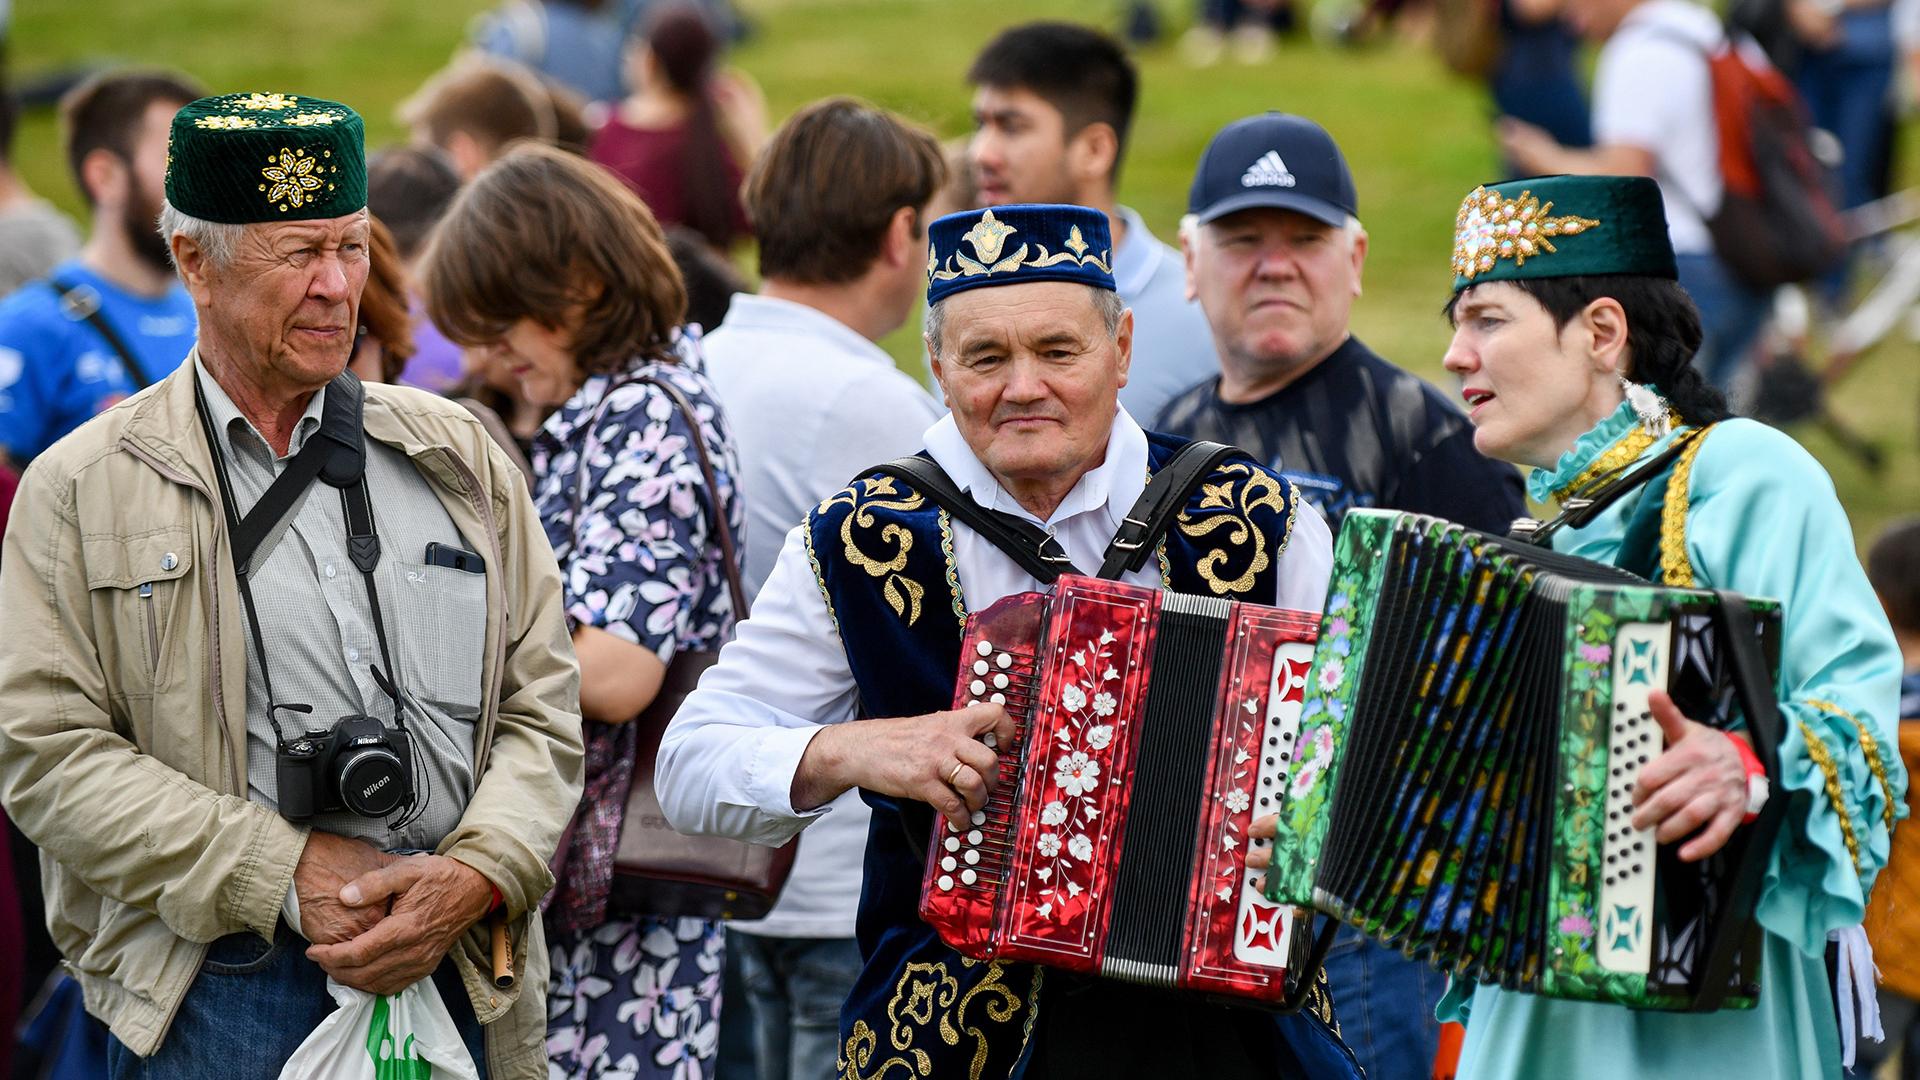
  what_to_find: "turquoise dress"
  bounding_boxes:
[1438,402,1908,1079]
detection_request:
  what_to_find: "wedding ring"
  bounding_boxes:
[947,762,967,789]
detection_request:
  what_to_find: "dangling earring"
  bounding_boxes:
[1619,376,1672,438]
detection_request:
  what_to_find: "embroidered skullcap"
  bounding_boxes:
[165,93,367,224]
[925,204,1115,306]
[1450,175,1676,293]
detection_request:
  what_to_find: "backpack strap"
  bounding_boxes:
[49,276,148,391]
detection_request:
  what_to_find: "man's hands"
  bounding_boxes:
[1631,689,1750,863]
[292,832,397,945]
[792,703,1018,829]
[303,852,495,996]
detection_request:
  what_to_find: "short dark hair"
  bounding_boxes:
[1869,517,1920,634]
[967,22,1137,180]
[400,56,554,152]
[422,142,686,377]
[1447,274,1731,427]
[366,145,462,261]
[60,69,204,206]
[745,96,945,285]
[664,225,746,332]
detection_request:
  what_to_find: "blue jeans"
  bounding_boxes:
[1675,251,1773,393]
[104,921,487,1079]
[1321,926,1445,1080]
[727,930,861,1080]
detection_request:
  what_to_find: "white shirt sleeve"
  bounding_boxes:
[657,522,862,846]
[1271,496,1334,615]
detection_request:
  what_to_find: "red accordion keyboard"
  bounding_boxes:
[918,574,1319,1004]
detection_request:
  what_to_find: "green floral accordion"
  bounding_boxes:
[1264,510,1784,1011]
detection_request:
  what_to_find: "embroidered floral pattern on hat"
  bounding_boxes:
[193,115,259,131]
[260,148,329,211]
[285,111,342,127]
[1452,186,1600,282]
[928,208,1113,286]
[233,92,299,111]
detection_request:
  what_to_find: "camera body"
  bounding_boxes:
[275,714,414,821]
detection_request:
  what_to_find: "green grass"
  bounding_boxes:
[8,0,1916,543]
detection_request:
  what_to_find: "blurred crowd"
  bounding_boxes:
[1,1,1919,1079]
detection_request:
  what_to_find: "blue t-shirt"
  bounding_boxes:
[0,260,196,461]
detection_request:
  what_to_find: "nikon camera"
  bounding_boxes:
[275,715,414,821]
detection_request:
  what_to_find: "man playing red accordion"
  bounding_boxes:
[658,203,1359,1078]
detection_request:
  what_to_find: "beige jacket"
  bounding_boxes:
[0,355,584,1077]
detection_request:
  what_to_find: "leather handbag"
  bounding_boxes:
[573,370,796,921]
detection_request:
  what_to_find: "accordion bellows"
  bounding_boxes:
[919,575,1320,1004]
[1265,510,1783,1010]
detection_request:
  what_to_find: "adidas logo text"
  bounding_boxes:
[1241,151,1296,189]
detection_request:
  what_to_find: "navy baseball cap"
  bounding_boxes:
[1187,112,1358,227]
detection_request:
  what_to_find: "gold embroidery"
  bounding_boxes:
[1176,462,1287,596]
[1453,186,1601,281]
[193,114,258,131]
[841,960,1042,1080]
[1555,427,1659,501]
[938,509,967,621]
[927,208,1112,285]
[1801,719,1862,873]
[819,477,928,625]
[1809,698,1897,830]
[260,148,326,211]
[232,92,298,111]
[803,509,842,637]
[285,110,341,127]
[1659,427,1712,587]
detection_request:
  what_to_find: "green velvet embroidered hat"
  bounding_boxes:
[1450,175,1677,293]
[165,92,366,224]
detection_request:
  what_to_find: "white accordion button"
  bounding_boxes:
[945,836,960,852]
[974,660,990,676]
[990,693,1006,705]
[967,829,984,845]
[977,641,993,656]
[964,849,980,865]
[993,674,1010,690]
[941,856,957,872]
[970,810,986,825]
[983,733,997,750]
[960,868,978,885]
[938,874,954,891]
[996,652,1012,669]
[970,679,987,696]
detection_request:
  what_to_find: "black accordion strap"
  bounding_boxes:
[1277,913,1342,1015]
[1095,440,1244,580]
[874,454,1085,583]
[1687,592,1788,1012]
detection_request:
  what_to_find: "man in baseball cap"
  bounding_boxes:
[1158,111,1525,1080]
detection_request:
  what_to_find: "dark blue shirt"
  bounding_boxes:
[1153,334,1527,535]
[0,260,196,461]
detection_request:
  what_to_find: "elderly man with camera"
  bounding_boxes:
[0,93,583,1079]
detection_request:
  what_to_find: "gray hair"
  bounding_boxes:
[157,199,244,270]
[925,284,1128,358]
[1178,212,1365,249]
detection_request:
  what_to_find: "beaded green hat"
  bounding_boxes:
[165,92,366,224]
[1450,175,1677,293]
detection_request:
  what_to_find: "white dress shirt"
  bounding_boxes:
[702,292,943,937]
[656,407,1333,849]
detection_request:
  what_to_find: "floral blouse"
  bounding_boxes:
[531,333,746,664]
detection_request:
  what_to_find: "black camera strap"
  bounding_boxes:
[192,370,404,745]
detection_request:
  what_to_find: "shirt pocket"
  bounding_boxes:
[83,528,194,694]
[385,557,488,720]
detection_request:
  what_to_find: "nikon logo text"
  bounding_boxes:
[362,776,391,800]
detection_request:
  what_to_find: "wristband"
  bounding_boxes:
[1727,732,1769,823]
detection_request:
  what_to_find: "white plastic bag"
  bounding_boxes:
[276,977,481,1080]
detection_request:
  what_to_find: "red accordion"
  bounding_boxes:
[918,574,1319,1004]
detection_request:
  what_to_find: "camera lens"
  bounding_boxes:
[337,743,408,817]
